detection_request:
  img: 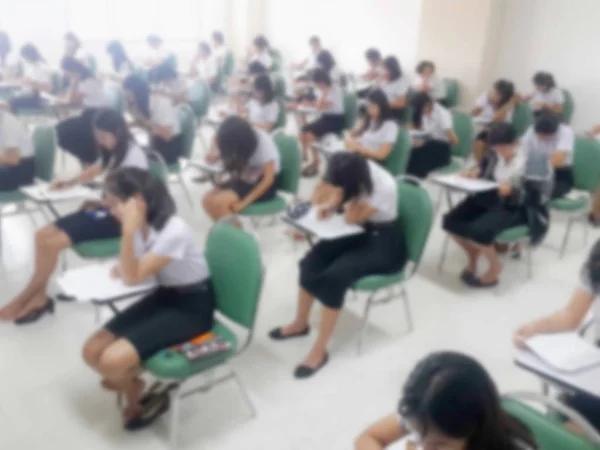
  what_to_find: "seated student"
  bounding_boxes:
[105,40,133,83]
[82,167,215,430]
[148,59,188,104]
[202,116,280,219]
[235,73,279,132]
[406,92,458,178]
[144,34,169,71]
[521,113,574,199]
[514,239,600,435]
[345,89,399,163]
[123,75,183,166]
[0,110,35,191]
[0,31,11,71]
[472,79,517,161]
[316,50,342,86]
[211,31,228,70]
[249,35,273,72]
[378,56,409,123]
[293,68,345,177]
[528,71,564,119]
[443,124,534,288]
[0,110,149,325]
[189,41,219,92]
[413,60,446,102]
[6,44,52,113]
[357,48,383,98]
[269,152,406,378]
[355,351,538,450]
[293,35,323,72]
[56,56,111,166]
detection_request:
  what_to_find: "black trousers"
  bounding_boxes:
[56,108,101,164]
[151,133,184,166]
[299,223,407,309]
[0,157,35,191]
[406,140,451,179]
[552,166,574,199]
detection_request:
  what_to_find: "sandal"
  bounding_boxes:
[124,391,170,431]
[269,326,310,341]
[459,269,475,283]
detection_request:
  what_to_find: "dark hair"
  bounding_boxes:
[365,48,382,63]
[198,41,212,56]
[216,116,258,174]
[61,56,92,79]
[399,352,536,450]
[64,32,80,47]
[583,239,600,294]
[0,31,11,65]
[362,89,393,132]
[383,56,402,81]
[248,61,267,75]
[532,71,556,90]
[20,44,45,63]
[146,34,162,47]
[316,50,336,74]
[94,109,135,169]
[324,153,373,203]
[492,79,515,108]
[253,35,270,51]
[534,113,559,135]
[488,123,517,146]
[212,31,224,45]
[106,40,132,73]
[312,68,331,86]
[411,92,434,129]
[123,75,150,118]
[147,58,178,83]
[253,74,275,104]
[104,167,175,231]
[416,60,435,74]
[309,36,320,46]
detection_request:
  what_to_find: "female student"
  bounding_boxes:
[355,351,538,450]
[148,59,188,104]
[144,34,169,70]
[105,40,133,82]
[82,167,215,430]
[249,35,273,71]
[236,74,280,132]
[0,109,35,191]
[514,239,600,434]
[345,89,399,163]
[413,60,446,102]
[0,31,11,70]
[443,123,533,288]
[123,75,183,165]
[189,41,218,92]
[528,71,564,118]
[211,31,228,69]
[294,68,345,177]
[7,44,52,113]
[293,36,323,72]
[56,56,110,165]
[472,79,517,161]
[0,110,149,325]
[316,50,342,85]
[202,116,280,220]
[378,56,409,122]
[64,32,82,59]
[361,48,383,82]
[521,113,574,199]
[406,92,458,178]
[269,152,406,378]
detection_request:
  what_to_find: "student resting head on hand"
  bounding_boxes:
[530,71,564,118]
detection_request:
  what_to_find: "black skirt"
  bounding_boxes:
[302,114,345,139]
[9,94,43,114]
[105,280,216,360]
[406,139,451,178]
[56,108,101,164]
[0,157,35,191]
[151,133,184,166]
[552,166,574,199]
[219,174,279,203]
[54,208,121,245]
[299,222,407,309]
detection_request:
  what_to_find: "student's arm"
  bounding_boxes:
[0,149,21,165]
[591,124,600,137]
[355,414,406,450]
[547,103,564,115]
[312,181,342,210]
[491,98,518,122]
[253,122,274,132]
[315,88,333,110]
[52,163,103,189]
[550,151,567,167]
[471,106,484,117]
[353,142,394,161]
[344,199,377,224]
[446,129,459,145]
[388,96,407,109]
[231,161,276,213]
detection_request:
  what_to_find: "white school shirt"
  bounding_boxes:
[77,77,110,108]
[530,87,564,111]
[317,84,344,115]
[521,123,574,166]
[413,74,446,100]
[306,51,320,70]
[475,92,514,123]
[492,152,525,183]
[247,98,279,127]
[195,56,218,81]
[420,102,453,142]
[0,111,34,162]
[159,78,188,100]
[20,61,52,96]
[147,46,170,68]
[115,60,132,79]
[359,120,399,150]
[362,160,398,223]
[149,94,181,136]
[213,46,227,67]
[115,142,149,170]
[253,50,273,70]
[241,129,281,183]
[379,77,409,104]
[134,216,210,286]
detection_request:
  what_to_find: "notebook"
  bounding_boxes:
[285,207,364,240]
[21,183,101,202]
[525,332,600,373]
[430,174,498,193]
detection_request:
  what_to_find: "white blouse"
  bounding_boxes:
[379,78,409,104]
[149,94,181,136]
[419,102,453,142]
[241,129,281,183]
[317,84,344,115]
[362,160,398,223]
[521,123,574,166]
[0,111,33,162]
[247,98,279,127]
[360,120,399,150]
[77,78,110,108]
[413,74,446,100]
[475,92,514,123]
[530,87,564,111]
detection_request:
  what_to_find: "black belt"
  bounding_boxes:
[163,279,211,295]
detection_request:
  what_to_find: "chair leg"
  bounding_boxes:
[435,187,443,214]
[357,292,376,355]
[400,287,413,333]
[438,234,450,273]
[169,385,183,450]
[526,241,533,279]
[583,213,590,247]
[232,370,256,418]
[25,207,37,229]
[177,173,195,211]
[559,217,574,258]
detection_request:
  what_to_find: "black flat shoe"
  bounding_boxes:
[269,326,310,341]
[14,300,55,325]
[463,276,498,289]
[294,353,329,379]
[459,269,475,283]
[124,392,170,432]
[56,293,76,302]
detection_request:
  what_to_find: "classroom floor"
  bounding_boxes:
[0,127,595,449]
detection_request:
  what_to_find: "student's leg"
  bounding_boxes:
[449,234,481,273]
[591,185,600,221]
[473,244,502,283]
[277,288,315,335]
[202,188,240,221]
[551,166,574,199]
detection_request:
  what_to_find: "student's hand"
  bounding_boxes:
[50,180,73,191]
[316,206,334,221]
[514,324,537,349]
[205,151,220,164]
[461,168,480,179]
[110,265,122,280]
[229,201,244,214]
[498,181,512,197]
[532,102,544,110]
[286,103,297,111]
[121,198,146,235]
[345,137,359,151]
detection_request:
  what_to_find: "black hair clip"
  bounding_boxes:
[286,201,311,220]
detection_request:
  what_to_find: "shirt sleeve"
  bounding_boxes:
[440,105,453,130]
[151,96,178,130]
[475,93,488,108]
[382,121,399,144]
[554,88,565,105]
[265,101,279,124]
[557,126,575,153]
[151,220,188,260]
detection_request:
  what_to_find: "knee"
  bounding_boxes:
[97,346,133,377]
[202,192,215,211]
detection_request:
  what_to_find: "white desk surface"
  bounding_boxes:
[429,173,498,194]
[21,183,100,202]
[473,116,492,125]
[294,105,319,114]
[189,158,225,174]
[283,207,364,240]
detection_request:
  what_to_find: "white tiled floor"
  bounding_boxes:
[0,132,596,449]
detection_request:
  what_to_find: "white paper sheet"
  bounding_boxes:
[409,130,431,139]
[21,183,101,202]
[525,332,600,373]
[286,207,364,240]
[473,116,492,125]
[430,174,498,193]
[189,158,225,174]
[39,91,58,105]
[295,105,319,114]
[315,135,346,154]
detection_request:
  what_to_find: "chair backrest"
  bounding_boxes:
[273,98,287,130]
[381,128,411,176]
[573,136,600,192]
[443,78,460,108]
[188,80,211,120]
[270,49,282,72]
[206,222,263,330]
[177,104,197,159]
[273,131,301,194]
[396,179,434,266]
[272,74,286,98]
[51,72,62,95]
[223,52,235,78]
[562,89,575,125]
[512,101,534,136]
[86,56,97,75]
[165,53,177,72]
[451,110,474,159]
[104,84,124,114]
[502,398,600,450]
[32,125,56,182]
[147,151,168,184]
[343,92,358,130]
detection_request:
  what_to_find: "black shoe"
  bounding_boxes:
[14,299,55,325]
[459,269,475,283]
[124,392,170,432]
[56,293,76,302]
[463,276,498,289]
[294,353,329,379]
[269,326,310,341]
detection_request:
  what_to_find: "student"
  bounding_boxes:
[514,239,600,434]
[202,116,280,219]
[249,35,273,71]
[81,167,215,430]
[294,68,345,177]
[64,32,82,59]
[105,40,133,82]
[189,41,218,92]
[236,74,280,132]
[361,48,383,82]
[0,31,11,69]
[7,44,52,113]
[293,35,323,72]
[144,34,169,70]
[148,59,188,104]
[346,89,399,163]
[355,351,538,450]
[316,50,342,85]
[406,92,458,178]
[269,152,406,378]
[413,60,446,102]
[0,110,149,325]
[521,113,574,199]
[0,110,35,191]
[56,56,110,165]
[528,72,564,118]
[472,79,516,161]
[211,31,228,69]
[378,56,409,122]
[123,75,183,165]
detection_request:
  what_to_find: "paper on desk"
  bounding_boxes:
[190,158,225,174]
[296,105,319,114]
[473,116,492,125]
[409,130,431,139]
[431,174,498,193]
[39,91,58,105]
[315,135,346,154]
[288,207,364,240]
[57,262,157,302]
[21,183,101,202]
[525,332,600,373]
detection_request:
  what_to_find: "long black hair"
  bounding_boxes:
[411,92,433,129]
[383,56,402,81]
[216,116,258,174]
[20,44,45,63]
[253,74,275,104]
[312,68,332,87]
[61,56,92,80]
[0,31,11,66]
[399,352,536,450]
[493,79,515,108]
[324,152,373,204]
[123,75,150,118]
[533,71,556,90]
[104,167,175,231]
[94,108,135,169]
[361,88,393,133]
[106,40,132,73]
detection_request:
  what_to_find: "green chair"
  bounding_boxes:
[272,73,286,98]
[270,49,282,72]
[343,91,358,131]
[104,84,124,114]
[352,178,434,353]
[380,128,411,176]
[86,56,97,76]
[188,80,211,151]
[562,89,575,125]
[165,53,178,72]
[272,98,287,132]
[551,136,600,257]
[143,221,263,448]
[222,51,235,79]
[443,78,460,108]
[512,101,534,137]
